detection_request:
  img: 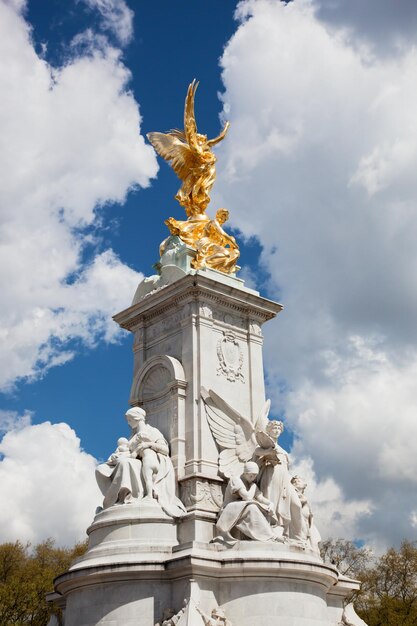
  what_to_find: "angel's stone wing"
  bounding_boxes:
[254,398,271,433]
[201,387,257,478]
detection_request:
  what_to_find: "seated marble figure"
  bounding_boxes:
[213,462,282,545]
[95,407,186,518]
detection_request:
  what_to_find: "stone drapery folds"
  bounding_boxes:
[95,407,186,518]
[203,388,321,552]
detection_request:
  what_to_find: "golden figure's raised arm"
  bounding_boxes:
[208,120,230,147]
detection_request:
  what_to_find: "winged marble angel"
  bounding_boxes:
[147,80,240,274]
[202,388,307,546]
[201,389,277,544]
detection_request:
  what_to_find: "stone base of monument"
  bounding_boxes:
[54,534,359,626]
[49,250,369,626]
[78,501,178,567]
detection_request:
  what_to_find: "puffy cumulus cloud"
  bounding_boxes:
[1,251,142,389]
[0,2,157,390]
[81,0,134,46]
[0,413,100,545]
[290,456,372,542]
[288,347,417,547]
[216,0,417,548]
[0,409,32,434]
[311,0,417,57]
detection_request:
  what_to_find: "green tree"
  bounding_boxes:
[322,538,417,625]
[357,541,417,626]
[321,538,372,578]
[0,538,87,626]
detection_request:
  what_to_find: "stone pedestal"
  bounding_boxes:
[55,539,358,625]
[52,266,365,625]
[81,502,178,566]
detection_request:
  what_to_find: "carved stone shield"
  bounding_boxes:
[216,331,244,382]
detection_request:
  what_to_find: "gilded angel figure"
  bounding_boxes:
[147,80,240,275]
[147,79,229,218]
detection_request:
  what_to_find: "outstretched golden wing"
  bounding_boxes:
[147,131,199,181]
[168,128,186,142]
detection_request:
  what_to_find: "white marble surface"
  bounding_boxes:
[51,267,367,625]
[117,272,282,490]
[56,540,354,625]
[340,603,368,625]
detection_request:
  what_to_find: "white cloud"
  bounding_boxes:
[216,0,417,548]
[0,409,32,434]
[81,0,134,46]
[0,2,157,390]
[0,251,143,389]
[287,347,417,547]
[290,456,372,542]
[2,0,26,11]
[311,0,417,57]
[0,413,100,545]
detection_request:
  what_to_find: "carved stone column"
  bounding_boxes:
[113,270,282,542]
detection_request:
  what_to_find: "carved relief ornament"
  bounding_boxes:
[181,478,224,512]
[156,599,233,626]
[216,330,244,382]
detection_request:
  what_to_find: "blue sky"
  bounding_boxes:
[2,0,265,459]
[1,0,417,551]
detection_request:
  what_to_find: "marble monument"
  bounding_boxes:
[51,81,367,626]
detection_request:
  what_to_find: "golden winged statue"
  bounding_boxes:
[147,80,240,275]
[147,79,229,217]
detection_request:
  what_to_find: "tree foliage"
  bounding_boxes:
[322,538,417,626]
[321,538,372,577]
[0,538,87,626]
[357,541,417,626]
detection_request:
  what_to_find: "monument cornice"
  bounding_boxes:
[54,546,341,597]
[113,272,283,332]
